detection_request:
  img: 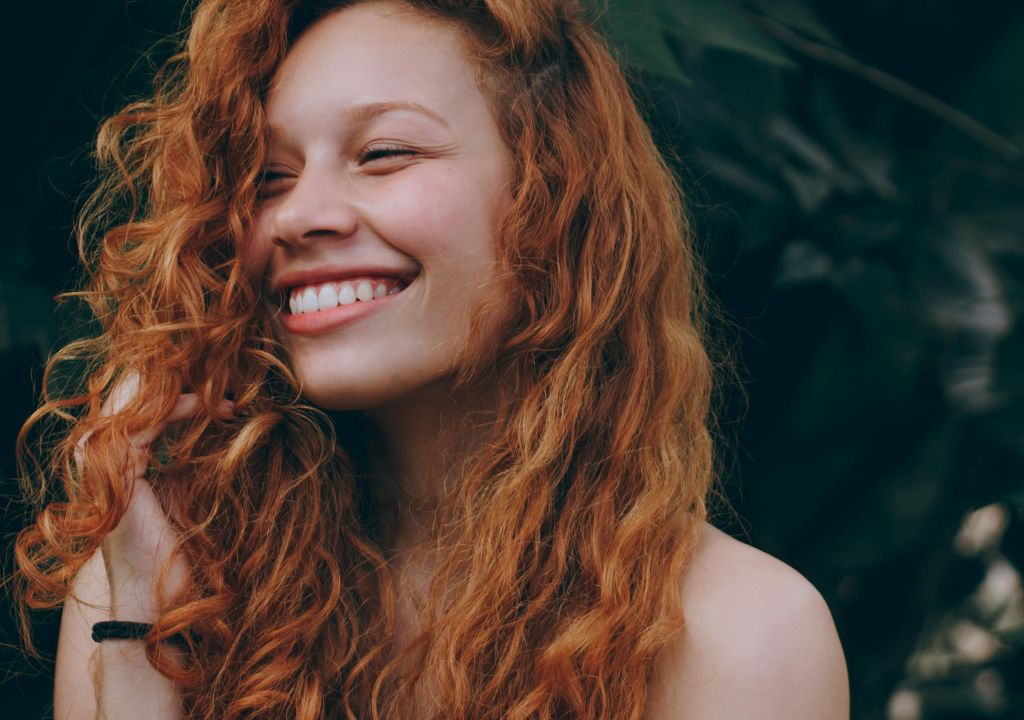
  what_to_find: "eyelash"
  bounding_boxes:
[359,144,417,162]
[257,146,416,189]
[254,145,415,198]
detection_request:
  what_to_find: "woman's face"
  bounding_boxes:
[243,0,514,411]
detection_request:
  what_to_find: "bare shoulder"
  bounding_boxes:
[646,522,850,720]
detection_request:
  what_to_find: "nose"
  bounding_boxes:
[270,167,359,248]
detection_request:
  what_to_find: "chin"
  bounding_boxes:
[293,366,439,412]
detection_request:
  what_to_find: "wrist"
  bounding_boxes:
[107,574,162,623]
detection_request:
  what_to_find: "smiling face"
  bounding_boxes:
[243,0,515,411]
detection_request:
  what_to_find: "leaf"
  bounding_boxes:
[598,0,689,84]
[739,0,847,50]
[772,238,833,287]
[939,7,1024,149]
[768,117,867,209]
[911,226,1011,339]
[779,164,832,212]
[659,0,798,68]
[807,80,899,201]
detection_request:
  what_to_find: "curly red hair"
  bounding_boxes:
[14,0,717,717]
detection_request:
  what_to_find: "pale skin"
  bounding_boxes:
[53,2,850,718]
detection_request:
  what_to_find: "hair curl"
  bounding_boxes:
[13,0,718,717]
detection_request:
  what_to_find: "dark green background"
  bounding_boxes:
[2,1,1022,718]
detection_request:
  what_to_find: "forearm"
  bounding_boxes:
[95,577,182,720]
[96,642,183,720]
[59,383,202,720]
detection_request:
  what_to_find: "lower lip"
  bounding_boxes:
[281,287,406,336]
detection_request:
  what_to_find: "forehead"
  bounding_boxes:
[266,2,480,125]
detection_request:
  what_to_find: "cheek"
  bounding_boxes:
[370,165,498,259]
[237,225,275,290]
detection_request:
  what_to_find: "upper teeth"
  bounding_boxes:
[288,277,404,314]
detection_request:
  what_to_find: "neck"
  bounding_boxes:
[352,374,500,554]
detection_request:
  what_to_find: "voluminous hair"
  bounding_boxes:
[14,0,717,717]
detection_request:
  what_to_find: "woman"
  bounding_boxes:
[15,0,849,718]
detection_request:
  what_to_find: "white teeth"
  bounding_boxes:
[287,277,407,314]
[355,280,374,302]
[317,284,339,311]
[338,282,357,305]
[302,287,318,312]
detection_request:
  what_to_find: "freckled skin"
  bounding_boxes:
[243,0,515,411]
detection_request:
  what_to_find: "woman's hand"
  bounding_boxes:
[56,374,230,720]
[81,372,232,620]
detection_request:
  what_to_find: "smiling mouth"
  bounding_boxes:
[284,275,411,315]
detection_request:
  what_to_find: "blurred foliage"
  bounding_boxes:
[592,0,1024,717]
[1,1,1022,718]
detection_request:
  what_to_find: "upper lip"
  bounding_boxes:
[270,264,420,297]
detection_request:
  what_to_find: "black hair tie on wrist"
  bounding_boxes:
[92,620,190,648]
[92,620,152,642]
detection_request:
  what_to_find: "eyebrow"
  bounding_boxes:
[346,100,451,129]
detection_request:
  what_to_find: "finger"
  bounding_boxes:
[164,394,205,424]
[100,370,142,418]
[130,394,234,449]
[84,383,235,475]
[129,394,201,449]
[73,430,91,473]
[165,395,235,422]
[76,378,235,484]
[120,397,203,482]
[214,399,236,419]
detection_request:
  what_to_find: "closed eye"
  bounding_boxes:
[259,170,289,183]
[255,170,293,199]
[360,145,418,163]
[255,146,417,197]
